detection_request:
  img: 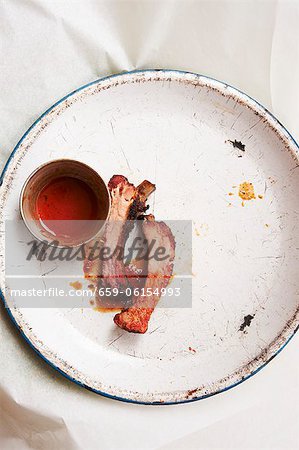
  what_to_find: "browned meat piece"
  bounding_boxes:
[83,175,134,285]
[114,307,153,334]
[128,180,156,220]
[123,214,156,288]
[100,175,138,289]
[114,220,175,333]
[84,176,155,291]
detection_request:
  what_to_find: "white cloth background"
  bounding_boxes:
[0,0,298,449]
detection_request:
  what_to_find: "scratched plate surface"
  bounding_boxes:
[0,70,298,404]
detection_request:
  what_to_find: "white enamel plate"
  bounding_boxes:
[0,71,298,404]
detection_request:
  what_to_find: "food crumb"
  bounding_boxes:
[228,192,234,196]
[265,223,269,227]
[241,201,245,207]
[195,228,200,236]
[239,182,256,201]
[258,194,263,199]
[70,281,82,290]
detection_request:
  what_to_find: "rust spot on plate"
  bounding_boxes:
[227,139,246,153]
[239,314,255,332]
[185,388,198,398]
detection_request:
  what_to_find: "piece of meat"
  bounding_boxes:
[114,220,175,333]
[123,214,156,288]
[128,180,156,220]
[100,175,138,289]
[84,176,155,291]
[83,175,135,285]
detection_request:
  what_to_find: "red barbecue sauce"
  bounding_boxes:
[36,176,98,240]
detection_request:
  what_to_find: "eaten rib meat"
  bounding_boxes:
[84,175,155,291]
[114,220,175,333]
[100,175,138,289]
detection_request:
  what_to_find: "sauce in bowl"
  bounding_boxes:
[20,160,110,246]
[36,176,100,242]
[37,176,99,221]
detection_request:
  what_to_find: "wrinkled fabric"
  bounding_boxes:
[0,1,298,449]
